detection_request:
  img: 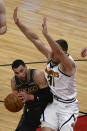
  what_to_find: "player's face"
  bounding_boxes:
[13,65,27,81]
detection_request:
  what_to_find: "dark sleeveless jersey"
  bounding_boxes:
[14,69,53,130]
[14,69,39,95]
[13,69,41,109]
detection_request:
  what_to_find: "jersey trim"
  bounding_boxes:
[59,114,76,130]
[54,95,76,103]
[58,67,71,77]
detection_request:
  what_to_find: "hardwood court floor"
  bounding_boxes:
[0,0,87,130]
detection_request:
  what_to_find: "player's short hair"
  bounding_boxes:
[56,39,68,52]
[12,59,25,69]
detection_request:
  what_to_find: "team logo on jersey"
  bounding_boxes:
[45,68,59,77]
[17,86,38,94]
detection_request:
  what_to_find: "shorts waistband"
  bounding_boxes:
[54,95,76,103]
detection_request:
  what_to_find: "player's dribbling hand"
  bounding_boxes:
[81,48,87,57]
[18,92,34,102]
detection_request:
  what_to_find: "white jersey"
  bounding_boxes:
[41,55,79,131]
[45,55,77,100]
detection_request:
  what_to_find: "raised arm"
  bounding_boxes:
[0,0,7,35]
[42,17,75,76]
[13,7,52,60]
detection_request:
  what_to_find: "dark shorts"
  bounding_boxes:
[15,104,42,131]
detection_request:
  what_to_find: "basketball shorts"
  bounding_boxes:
[41,98,79,131]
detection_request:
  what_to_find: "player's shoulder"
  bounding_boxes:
[34,69,45,77]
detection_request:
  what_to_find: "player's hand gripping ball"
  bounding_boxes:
[4,93,24,112]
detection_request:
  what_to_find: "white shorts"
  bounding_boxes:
[40,98,79,131]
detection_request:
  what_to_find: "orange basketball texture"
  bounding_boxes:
[4,93,24,112]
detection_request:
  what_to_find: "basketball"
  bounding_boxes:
[4,93,24,112]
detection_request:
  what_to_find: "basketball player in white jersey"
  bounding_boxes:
[13,7,79,131]
[0,0,7,34]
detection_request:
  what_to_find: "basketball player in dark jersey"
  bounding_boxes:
[0,0,7,34]
[11,59,53,131]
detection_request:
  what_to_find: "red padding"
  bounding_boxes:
[36,128,41,131]
[74,116,87,131]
